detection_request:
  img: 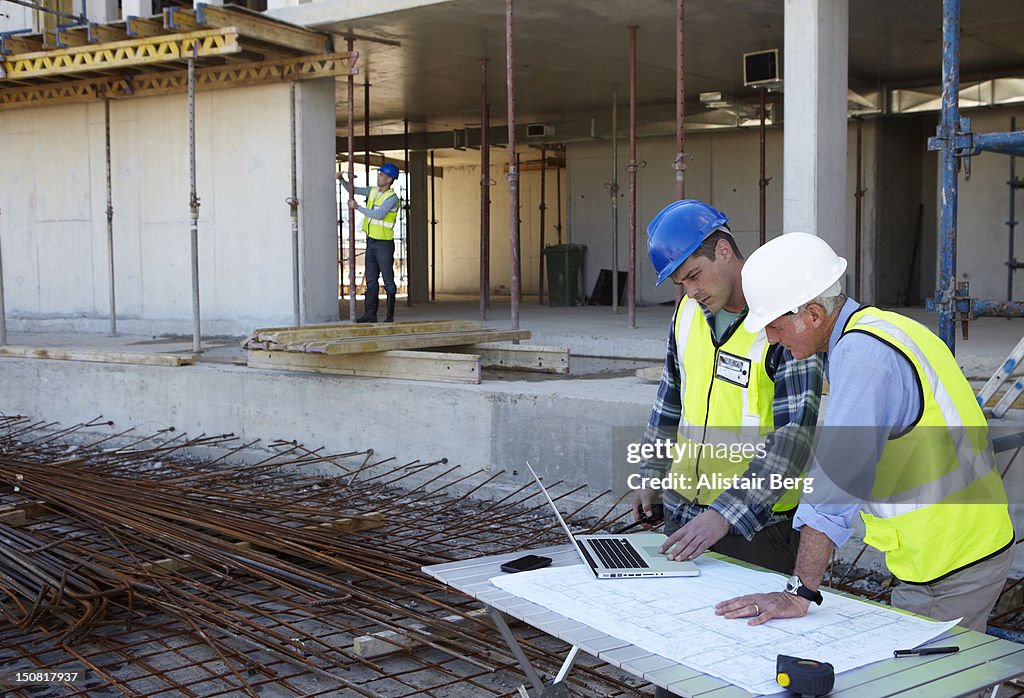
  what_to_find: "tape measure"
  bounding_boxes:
[776,654,835,697]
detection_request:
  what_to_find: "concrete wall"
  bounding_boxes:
[0,358,655,500]
[875,115,934,306]
[0,79,338,336]
[435,160,565,296]
[952,107,1024,304]
[565,121,879,307]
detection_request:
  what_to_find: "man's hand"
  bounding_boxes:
[659,509,729,560]
[631,488,658,521]
[347,199,358,210]
[714,591,810,625]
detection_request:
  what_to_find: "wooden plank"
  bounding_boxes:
[126,16,166,38]
[142,513,385,574]
[0,346,195,366]
[195,4,329,55]
[305,329,531,355]
[445,342,569,374]
[249,320,481,347]
[1,34,47,55]
[163,7,200,32]
[55,26,92,48]
[89,24,131,43]
[247,349,481,384]
[0,501,49,526]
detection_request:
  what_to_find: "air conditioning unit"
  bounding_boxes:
[526,123,553,138]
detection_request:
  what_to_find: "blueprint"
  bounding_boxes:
[491,558,958,695]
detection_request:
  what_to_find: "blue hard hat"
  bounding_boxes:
[647,200,729,286]
[380,163,400,179]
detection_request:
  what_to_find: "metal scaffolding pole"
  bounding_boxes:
[556,153,563,244]
[627,25,638,329]
[104,97,117,336]
[364,81,371,185]
[758,88,767,247]
[346,38,357,322]
[289,83,301,327]
[187,53,202,354]
[430,149,437,302]
[1009,116,1021,304]
[611,90,620,314]
[926,0,1024,347]
[935,0,962,349]
[855,117,864,300]
[675,0,686,200]
[506,0,521,332]
[674,0,686,306]
[404,117,411,306]
[480,59,491,320]
[539,145,546,305]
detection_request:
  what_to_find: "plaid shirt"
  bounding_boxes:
[640,302,823,539]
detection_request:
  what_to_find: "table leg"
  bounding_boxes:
[488,606,546,694]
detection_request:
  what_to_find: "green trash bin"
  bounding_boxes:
[544,244,587,306]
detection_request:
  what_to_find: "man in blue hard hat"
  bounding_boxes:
[338,163,402,323]
[633,200,823,594]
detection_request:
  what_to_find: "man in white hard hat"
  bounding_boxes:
[633,201,824,585]
[715,233,1013,632]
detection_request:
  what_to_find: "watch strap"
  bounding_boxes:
[789,583,823,605]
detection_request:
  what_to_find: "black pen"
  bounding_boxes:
[893,646,960,658]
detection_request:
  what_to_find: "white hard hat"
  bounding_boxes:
[742,232,847,333]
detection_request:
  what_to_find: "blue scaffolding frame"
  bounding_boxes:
[926,0,1024,353]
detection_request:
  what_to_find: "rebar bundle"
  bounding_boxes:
[0,416,647,697]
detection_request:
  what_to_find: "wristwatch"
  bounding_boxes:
[785,575,823,605]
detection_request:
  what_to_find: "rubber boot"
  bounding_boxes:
[384,293,396,323]
[356,294,378,323]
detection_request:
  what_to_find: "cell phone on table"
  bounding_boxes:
[500,554,553,573]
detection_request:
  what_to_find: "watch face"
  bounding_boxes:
[785,575,800,592]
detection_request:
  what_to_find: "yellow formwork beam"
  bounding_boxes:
[0,52,354,110]
[0,28,241,80]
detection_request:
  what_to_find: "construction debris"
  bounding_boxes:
[0,346,194,366]
[243,320,569,383]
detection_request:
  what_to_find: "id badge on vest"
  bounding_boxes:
[715,351,751,387]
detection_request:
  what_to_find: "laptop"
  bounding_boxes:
[526,462,699,579]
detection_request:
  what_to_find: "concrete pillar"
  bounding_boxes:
[85,0,118,23]
[121,0,153,18]
[408,150,430,304]
[296,78,341,324]
[783,0,849,264]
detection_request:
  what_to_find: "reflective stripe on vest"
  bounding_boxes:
[845,307,1012,583]
[362,188,400,241]
[668,297,802,510]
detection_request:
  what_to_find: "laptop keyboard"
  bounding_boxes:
[589,538,650,569]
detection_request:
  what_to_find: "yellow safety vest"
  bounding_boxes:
[362,188,400,241]
[669,297,802,510]
[846,307,1013,583]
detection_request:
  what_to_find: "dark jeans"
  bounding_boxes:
[655,514,800,698]
[364,237,397,297]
